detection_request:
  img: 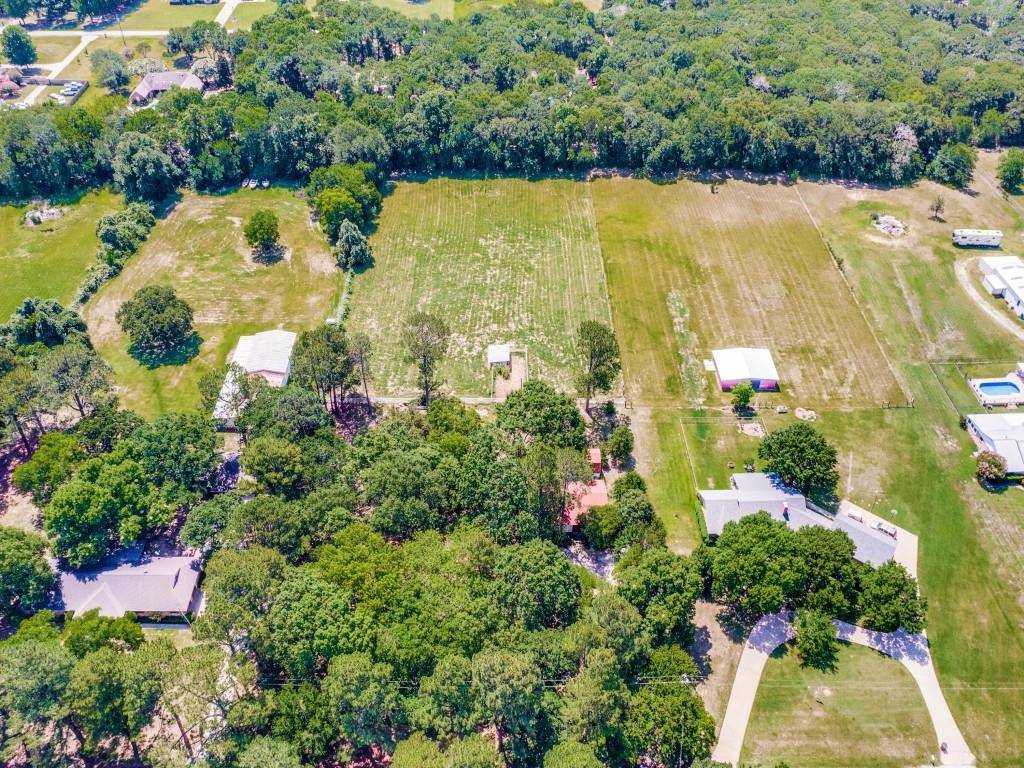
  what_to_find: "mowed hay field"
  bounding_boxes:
[347,178,612,396]
[591,177,905,408]
[85,188,341,418]
[741,643,934,768]
[0,189,122,318]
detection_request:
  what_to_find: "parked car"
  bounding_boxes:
[48,93,67,105]
[261,179,270,188]
[872,520,897,538]
[242,179,250,187]
[248,179,258,189]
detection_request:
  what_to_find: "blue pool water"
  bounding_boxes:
[980,380,1021,396]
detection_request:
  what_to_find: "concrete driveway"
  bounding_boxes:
[710,612,975,768]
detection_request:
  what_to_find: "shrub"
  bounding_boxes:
[976,450,1007,484]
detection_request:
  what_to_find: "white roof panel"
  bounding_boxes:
[711,347,779,382]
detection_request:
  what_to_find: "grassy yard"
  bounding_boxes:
[0,189,122,319]
[84,188,342,419]
[347,178,612,396]
[118,0,220,28]
[741,642,934,768]
[32,35,85,63]
[628,408,703,552]
[57,36,172,82]
[223,0,276,29]
[592,176,905,409]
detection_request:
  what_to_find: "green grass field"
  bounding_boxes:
[592,177,905,409]
[0,189,122,319]
[117,0,220,28]
[223,0,276,29]
[84,188,342,418]
[347,178,612,397]
[31,35,84,63]
[742,642,934,768]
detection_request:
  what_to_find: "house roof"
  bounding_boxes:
[231,329,296,376]
[588,447,602,466]
[711,347,779,382]
[54,555,202,617]
[564,478,609,527]
[980,256,1024,302]
[487,343,512,365]
[698,473,896,566]
[968,413,1024,473]
[130,70,203,101]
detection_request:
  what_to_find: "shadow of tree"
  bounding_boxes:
[252,243,286,265]
[129,332,202,369]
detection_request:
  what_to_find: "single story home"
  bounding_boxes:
[487,343,512,367]
[213,329,297,424]
[563,477,609,533]
[698,473,897,566]
[966,412,1024,474]
[52,554,203,618]
[711,347,779,391]
[979,255,1024,319]
[130,70,204,105]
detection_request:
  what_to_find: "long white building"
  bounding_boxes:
[966,412,1024,474]
[979,255,1024,319]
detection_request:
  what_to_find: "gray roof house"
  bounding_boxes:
[130,70,204,105]
[53,554,203,618]
[698,473,897,566]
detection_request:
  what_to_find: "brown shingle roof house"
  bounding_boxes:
[53,553,203,618]
[130,70,204,105]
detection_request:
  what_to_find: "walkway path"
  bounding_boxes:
[955,256,1024,345]
[214,0,242,26]
[711,612,974,768]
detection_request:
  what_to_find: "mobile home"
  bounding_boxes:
[953,229,1003,247]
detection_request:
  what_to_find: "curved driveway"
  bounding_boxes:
[955,256,1024,345]
[710,612,975,768]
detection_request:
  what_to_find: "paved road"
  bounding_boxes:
[955,256,1024,345]
[711,612,975,768]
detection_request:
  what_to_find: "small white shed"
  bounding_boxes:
[487,343,512,367]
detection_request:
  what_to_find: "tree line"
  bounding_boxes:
[4,0,1024,204]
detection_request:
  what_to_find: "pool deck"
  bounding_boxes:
[969,370,1024,407]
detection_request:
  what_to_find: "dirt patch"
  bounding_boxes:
[872,214,906,237]
[795,407,817,421]
[690,600,745,727]
[739,422,765,438]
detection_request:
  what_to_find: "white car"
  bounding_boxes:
[872,520,897,538]
[248,179,258,189]
[48,93,67,105]
[261,179,269,188]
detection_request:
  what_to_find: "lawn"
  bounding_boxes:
[347,178,612,397]
[741,642,935,768]
[117,0,220,28]
[628,408,704,553]
[591,176,905,409]
[0,188,122,319]
[31,35,85,64]
[84,188,342,419]
[371,0,454,18]
[58,36,171,82]
[223,0,276,30]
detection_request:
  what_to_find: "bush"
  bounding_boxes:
[976,450,1007,484]
[731,381,755,411]
[997,148,1024,193]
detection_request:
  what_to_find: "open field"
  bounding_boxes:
[347,178,612,396]
[223,0,276,29]
[592,177,905,409]
[628,408,703,552]
[57,36,171,82]
[741,642,934,767]
[85,188,342,418]
[118,0,220,28]
[32,35,85,63]
[0,189,122,319]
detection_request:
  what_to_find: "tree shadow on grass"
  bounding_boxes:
[129,332,202,369]
[252,243,286,265]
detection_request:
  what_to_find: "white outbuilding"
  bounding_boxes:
[979,255,1024,319]
[487,343,513,367]
[711,347,780,391]
[213,329,297,423]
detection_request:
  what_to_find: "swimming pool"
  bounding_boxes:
[979,381,1022,396]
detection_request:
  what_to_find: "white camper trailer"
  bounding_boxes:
[953,229,1003,247]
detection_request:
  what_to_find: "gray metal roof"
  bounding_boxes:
[53,554,202,617]
[698,473,896,566]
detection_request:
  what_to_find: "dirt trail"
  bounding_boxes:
[954,256,1024,344]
